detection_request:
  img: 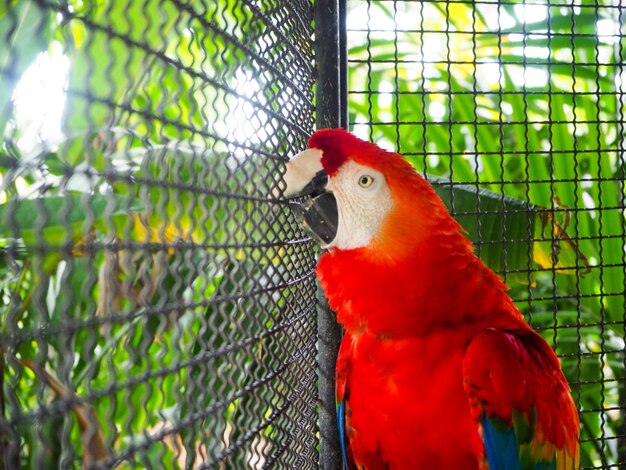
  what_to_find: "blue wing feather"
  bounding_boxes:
[482,416,556,470]
[482,415,520,470]
[337,400,349,469]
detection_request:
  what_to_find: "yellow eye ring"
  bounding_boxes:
[358,175,375,188]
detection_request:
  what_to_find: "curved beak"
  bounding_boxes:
[277,148,338,247]
[276,148,325,198]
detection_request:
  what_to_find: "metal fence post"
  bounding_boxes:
[314,0,346,468]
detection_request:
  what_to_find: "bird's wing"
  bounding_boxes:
[463,328,580,470]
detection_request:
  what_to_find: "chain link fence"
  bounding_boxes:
[3,0,626,468]
[1,0,318,468]
[347,0,625,467]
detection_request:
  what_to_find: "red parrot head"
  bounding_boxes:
[282,128,461,258]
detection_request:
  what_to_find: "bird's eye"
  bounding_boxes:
[358,175,374,188]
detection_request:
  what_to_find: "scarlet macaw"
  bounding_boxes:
[281,128,580,469]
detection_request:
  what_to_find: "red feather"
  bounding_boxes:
[312,129,580,468]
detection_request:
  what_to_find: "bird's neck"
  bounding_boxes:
[316,231,523,339]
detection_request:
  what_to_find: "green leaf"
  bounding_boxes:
[0,193,145,246]
[62,0,179,150]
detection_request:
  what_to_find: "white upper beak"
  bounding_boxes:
[275,148,324,198]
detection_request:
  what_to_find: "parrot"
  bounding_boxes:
[280,128,580,469]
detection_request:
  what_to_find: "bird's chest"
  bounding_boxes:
[343,332,484,469]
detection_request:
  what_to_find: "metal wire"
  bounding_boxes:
[3,0,625,467]
[0,1,316,468]
[347,0,625,467]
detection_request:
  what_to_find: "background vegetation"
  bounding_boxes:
[1,0,624,468]
[347,0,625,467]
[1,0,316,468]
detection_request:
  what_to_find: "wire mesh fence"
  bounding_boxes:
[3,0,626,468]
[347,0,625,467]
[1,0,317,468]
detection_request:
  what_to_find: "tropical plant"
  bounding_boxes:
[1,0,315,467]
[1,0,624,467]
[347,0,625,466]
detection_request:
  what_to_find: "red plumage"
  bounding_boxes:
[310,129,580,469]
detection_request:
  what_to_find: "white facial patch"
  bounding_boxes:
[325,161,395,250]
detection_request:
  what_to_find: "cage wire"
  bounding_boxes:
[347,0,626,468]
[3,0,626,468]
[0,0,318,468]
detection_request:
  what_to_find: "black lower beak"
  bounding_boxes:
[290,191,338,246]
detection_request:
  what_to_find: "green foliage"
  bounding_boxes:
[1,0,623,467]
[0,0,312,467]
[348,0,625,466]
